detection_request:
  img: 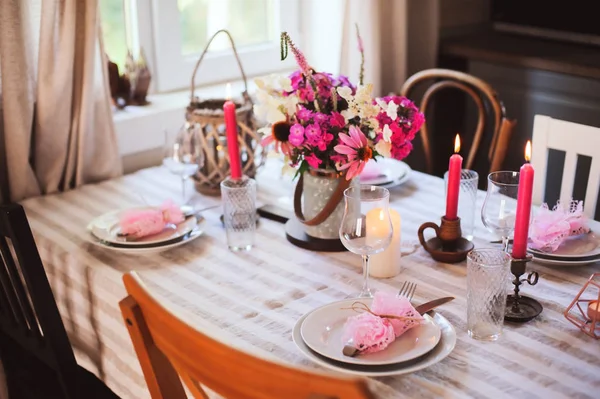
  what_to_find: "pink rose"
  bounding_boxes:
[341,312,395,354]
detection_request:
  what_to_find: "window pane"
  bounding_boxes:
[100,0,128,70]
[178,0,276,56]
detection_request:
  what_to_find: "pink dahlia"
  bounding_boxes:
[334,125,373,180]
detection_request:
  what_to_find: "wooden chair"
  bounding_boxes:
[400,68,516,175]
[531,115,600,220]
[119,271,375,399]
[0,203,118,399]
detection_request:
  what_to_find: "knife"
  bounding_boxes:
[342,296,455,357]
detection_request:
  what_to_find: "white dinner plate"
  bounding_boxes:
[360,158,411,188]
[89,207,197,247]
[300,298,441,366]
[293,310,456,377]
[530,256,599,267]
[528,231,600,260]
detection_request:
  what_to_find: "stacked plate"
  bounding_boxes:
[359,158,412,189]
[528,220,600,267]
[292,298,456,376]
[86,206,205,254]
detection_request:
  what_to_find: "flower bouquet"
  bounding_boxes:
[254,28,424,243]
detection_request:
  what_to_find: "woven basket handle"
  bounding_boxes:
[190,29,249,101]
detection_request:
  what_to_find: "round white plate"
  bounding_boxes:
[293,310,456,377]
[360,158,411,188]
[528,232,600,260]
[531,256,599,267]
[89,207,197,247]
[300,299,441,366]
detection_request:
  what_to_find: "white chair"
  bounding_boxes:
[531,115,600,219]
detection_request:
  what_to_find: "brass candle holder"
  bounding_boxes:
[504,255,543,322]
[418,216,474,263]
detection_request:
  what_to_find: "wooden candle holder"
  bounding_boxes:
[417,216,474,263]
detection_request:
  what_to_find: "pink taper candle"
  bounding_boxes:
[223,83,242,180]
[445,134,463,220]
[512,141,534,259]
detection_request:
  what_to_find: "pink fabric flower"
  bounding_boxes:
[341,312,395,354]
[119,200,184,238]
[289,123,305,146]
[371,291,424,337]
[334,126,372,180]
[305,153,322,169]
[529,200,590,252]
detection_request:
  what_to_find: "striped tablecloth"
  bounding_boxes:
[21,160,600,399]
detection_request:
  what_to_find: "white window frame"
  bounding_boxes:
[126,0,300,93]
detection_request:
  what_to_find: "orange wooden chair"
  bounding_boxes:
[400,68,516,175]
[119,272,375,399]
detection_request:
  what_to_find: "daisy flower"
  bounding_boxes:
[334,125,373,180]
[262,121,293,156]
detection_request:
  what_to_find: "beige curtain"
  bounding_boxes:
[340,0,440,96]
[0,0,122,204]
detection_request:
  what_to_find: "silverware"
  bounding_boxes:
[490,239,513,244]
[342,296,455,357]
[397,281,417,301]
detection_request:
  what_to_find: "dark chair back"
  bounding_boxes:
[400,68,516,176]
[0,203,79,398]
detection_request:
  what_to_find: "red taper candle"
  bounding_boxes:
[223,84,242,180]
[512,141,534,259]
[445,134,462,220]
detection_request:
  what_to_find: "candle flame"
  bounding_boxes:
[225,83,232,100]
[454,134,461,153]
[525,140,532,162]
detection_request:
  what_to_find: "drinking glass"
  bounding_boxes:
[221,176,256,251]
[339,185,393,298]
[467,249,511,341]
[482,171,519,252]
[162,123,205,204]
[444,169,479,241]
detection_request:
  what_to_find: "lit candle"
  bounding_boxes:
[588,301,600,322]
[445,134,462,220]
[223,83,242,180]
[512,141,534,259]
[368,208,402,278]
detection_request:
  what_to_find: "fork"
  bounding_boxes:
[397,281,417,302]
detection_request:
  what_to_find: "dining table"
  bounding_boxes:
[20,158,600,399]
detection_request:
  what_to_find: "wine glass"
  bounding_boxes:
[339,185,393,298]
[162,123,205,204]
[481,171,519,252]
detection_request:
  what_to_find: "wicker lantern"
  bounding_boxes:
[187,30,266,195]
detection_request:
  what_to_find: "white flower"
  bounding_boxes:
[341,108,356,122]
[376,99,399,120]
[355,84,373,104]
[337,86,353,100]
[278,76,293,92]
[375,140,392,158]
[382,124,393,142]
[282,95,299,116]
[253,91,286,124]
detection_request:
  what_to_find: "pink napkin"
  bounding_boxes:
[529,200,590,252]
[119,200,185,238]
[341,291,424,354]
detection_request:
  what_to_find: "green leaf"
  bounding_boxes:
[293,160,309,180]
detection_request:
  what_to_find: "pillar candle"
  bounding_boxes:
[368,208,402,278]
[223,90,242,180]
[512,141,534,259]
[445,134,462,220]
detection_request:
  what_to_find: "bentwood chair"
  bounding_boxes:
[0,203,118,399]
[531,115,600,220]
[119,271,375,399]
[400,68,516,175]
